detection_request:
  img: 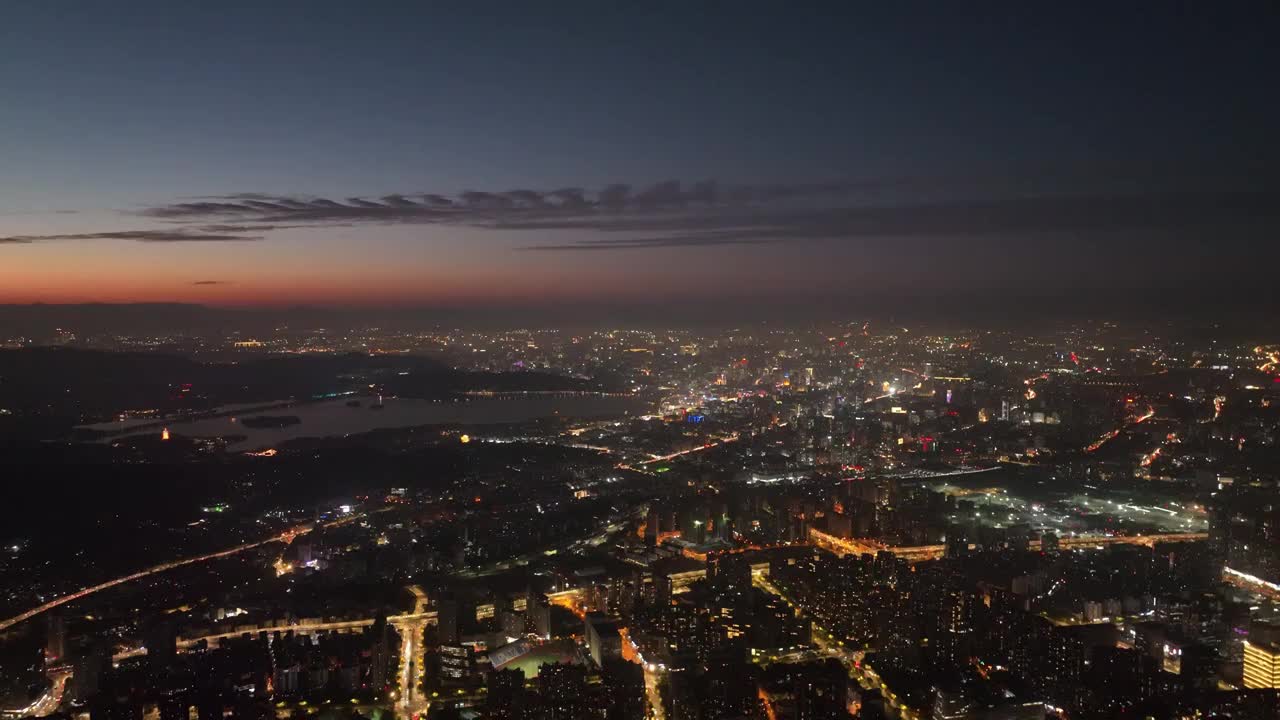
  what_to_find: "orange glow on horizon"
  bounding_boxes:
[0,264,705,308]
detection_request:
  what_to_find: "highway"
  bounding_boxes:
[1083,406,1155,454]
[1224,566,1280,600]
[0,508,395,634]
[111,606,440,661]
[116,585,437,716]
[0,531,302,633]
[621,432,743,470]
[808,528,1206,562]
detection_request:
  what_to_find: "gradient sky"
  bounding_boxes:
[3,2,1279,309]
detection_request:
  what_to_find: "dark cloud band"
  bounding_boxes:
[7,180,1277,251]
[0,229,262,244]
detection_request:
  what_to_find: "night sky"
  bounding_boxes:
[2,2,1278,311]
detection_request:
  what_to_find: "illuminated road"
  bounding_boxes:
[1256,346,1280,374]
[643,662,664,720]
[1224,566,1280,600]
[1084,406,1155,454]
[1138,432,1180,475]
[113,606,439,719]
[863,381,925,405]
[809,528,1206,562]
[111,609,440,664]
[621,624,665,720]
[394,618,428,716]
[753,574,859,666]
[0,509,392,633]
[0,669,70,718]
[807,529,890,557]
[633,433,741,467]
[0,532,301,633]
[392,585,430,715]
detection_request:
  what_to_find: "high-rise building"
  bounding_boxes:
[70,640,111,702]
[791,660,849,720]
[601,658,646,720]
[653,573,673,613]
[144,621,178,674]
[500,607,527,639]
[699,661,760,719]
[706,552,751,597]
[485,668,527,720]
[584,613,623,667]
[931,686,1044,720]
[537,663,589,720]
[531,595,552,639]
[1244,640,1280,689]
[437,644,475,683]
[368,615,395,690]
[1040,625,1086,708]
[934,588,972,668]
[435,594,459,645]
[46,613,68,665]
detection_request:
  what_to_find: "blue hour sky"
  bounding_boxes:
[2,1,1278,310]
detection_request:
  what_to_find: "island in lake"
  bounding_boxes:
[239,415,302,429]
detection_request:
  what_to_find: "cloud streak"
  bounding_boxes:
[519,190,1280,250]
[8,179,1277,251]
[0,229,263,244]
[189,223,354,234]
[137,180,865,225]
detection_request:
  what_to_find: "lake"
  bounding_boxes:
[89,393,651,451]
